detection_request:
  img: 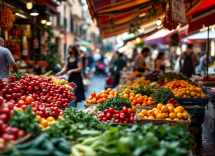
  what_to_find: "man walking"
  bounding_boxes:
[134,47,151,72]
[114,53,126,85]
[0,37,19,80]
[179,44,199,78]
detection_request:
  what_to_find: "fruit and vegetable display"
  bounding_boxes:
[133,85,155,97]
[145,70,161,81]
[83,106,103,116]
[130,94,155,107]
[117,77,150,89]
[157,72,191,82]
[72,124,193,156]
[96,107,135,124]
[86,88,117,104]
[202,75,215,82]
[97,94,131,112]
[52,77,77,91]
[152,87,176,104]
[137,104,189,121]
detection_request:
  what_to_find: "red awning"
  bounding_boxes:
[86,0,201,39]
[32,0,59,14]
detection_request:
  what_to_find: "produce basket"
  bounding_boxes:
[135,105,154,110]
[134,110,191,131]
[84,102,99,109]
[0,133,32,155]
[177,98,208,106]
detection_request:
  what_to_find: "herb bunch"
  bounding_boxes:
[152,87,176,104]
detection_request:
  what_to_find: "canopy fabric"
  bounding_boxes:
[32,0,60,14]
[75,38,94,48]
[86,0,201,39]
[186,30,215,40]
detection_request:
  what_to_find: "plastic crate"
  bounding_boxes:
[184,106,205,116]
[69,99,75,107]
[177,98,208,106]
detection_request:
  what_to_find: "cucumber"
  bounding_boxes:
[21,149,52,156]
[57,142,71,154]
[41,140,54,155]
[15,140,34,150]
[51,137,68,146]
[53,150,67,156]
[31,133,49,148]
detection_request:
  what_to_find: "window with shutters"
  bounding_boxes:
[70,18,74,32]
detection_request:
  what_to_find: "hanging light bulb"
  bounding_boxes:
[136,37,140,43]
[46,20,52,26]
[30,8,39,16]
[26,0,33,10]
[41,19,47,24]
[157,18,162,26]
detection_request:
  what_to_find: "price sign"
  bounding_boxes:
[170,0,186,24]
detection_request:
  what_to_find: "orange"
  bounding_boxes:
[186,90,190,95]
[135,94,141,99]
[144,116,148,119]
[106,88,112,93]
[124,88,130,94]
[174,107,182,114]
[136,104,142,106]
[100,91,106,94]
[147,110,154,116]
[92,98,97,104]
[163,112,169,118]
[132,100,137,104]
[157,103,163,110]
[124,94,129,98]
[154,110,160,117]
[46,117,55,122]
[156,113,164,119]
[95,93,101,99]
[137,98,143,103]
[38,124,44,129]
[166,118,172,120]
[50,121,57,125]
[161,106,168,113]
[137,113,144,118]
[143,96,148,101]
[190,92,196,97]
[129,96,135,101]
[108,95,113,98]
[177,106,184,112]
[201,94,206,98]
[148,116,155,119]
[141,109,148,116]
[168,106,174,113]
[183,95,187,98]
[147,101,152,105]
[182,113,189,120]
[148,97,153,101]
[196,87,202,93]
[110,91,115,95]
[167,104,174,107]
[36,115,42,122]
[132,106,137,112]
[91,92,96,97]
[174,118,179,120]
[169,113,177,119]
[130,93,135,97]
[177,113,183,119]
[142,103,147,107]
[41,120,48,127]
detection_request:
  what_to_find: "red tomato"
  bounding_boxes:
[26,96,34,104]
[120,113,126,119]
[108,108,114,113]
[122,107,128,114]
[21,105,27,110]
[20,96,26,101]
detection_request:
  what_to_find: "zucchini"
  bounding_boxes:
[51,137,68,146]
[21,149,52,156]
[31,133,49,148]
[57,142,71,154]
[53,150,66,156]
[41,140,54,155]
[15,140,34,150]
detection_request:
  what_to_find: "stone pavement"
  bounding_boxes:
[77,76,215,155]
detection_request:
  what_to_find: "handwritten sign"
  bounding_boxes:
[170,0,186,24]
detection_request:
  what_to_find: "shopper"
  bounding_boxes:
[155,52,165,72]
[179,44,199,78]
[134,47,150,72]
[56,45,85,107]
[88,52,94,72]
[80,50,88,76]
[0,37,18,80]
[129,49,138,62]
[200,52,211,75]
[114,53,126,85]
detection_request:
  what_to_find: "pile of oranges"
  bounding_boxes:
[137,103,189,120]
[130,94,155,107]
[36,115,62,130]
[164,80,192,90]
[119,88,134,99]
[173,86,206,98]
[86,88,117,104]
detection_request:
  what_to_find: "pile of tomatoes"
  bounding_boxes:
[0,98,26,144]
[97,107,135,124]
[86,88,116,104]
[130,94,155,107]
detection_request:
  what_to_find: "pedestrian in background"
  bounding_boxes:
[155,52,165,72]
[200,52,211,75]
[56,45,85,107]
[114,53,126,85]
[80,50,88,76]
[134,47,150,72]
[0,37,19,80]
[88,52,94,74]
[179,44,199,78]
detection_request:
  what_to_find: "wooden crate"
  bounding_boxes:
[134,110,191,131]
[135,105,154,110]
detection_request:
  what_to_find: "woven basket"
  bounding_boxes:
[135,105,154,110]
[134,110,191,131]
[84,102,99,109]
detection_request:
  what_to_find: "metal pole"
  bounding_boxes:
[207,26,210,81]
